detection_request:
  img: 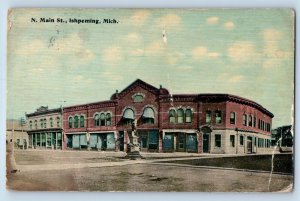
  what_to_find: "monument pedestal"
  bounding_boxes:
[125,134,143,160]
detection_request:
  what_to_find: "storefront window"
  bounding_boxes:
[230,135,235,147]
[215,134,221,147]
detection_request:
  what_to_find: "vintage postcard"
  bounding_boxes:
[6,8,294,192]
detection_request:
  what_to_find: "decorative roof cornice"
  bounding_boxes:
[26,108,62,117]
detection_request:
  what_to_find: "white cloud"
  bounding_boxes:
[145,41,165,55]
[227,41,257,62]
[15,33,96,64]
[262,29,293,59]
[166,52,183,65]
[224,21,235,30]
[192,46,220,59]
[126,32,142,44]
[15,40,45,56]
[219,73,244,83]
[131,10,150,26]
[206,16,219,25]
[129,48,145,56]
[177,65,193,71]
[156,14,181,29]
[99,71,124,85]
[102,47,123,63]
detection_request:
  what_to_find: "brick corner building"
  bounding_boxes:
[62,79,274,154]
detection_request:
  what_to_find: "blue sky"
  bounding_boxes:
[7,8,294,128]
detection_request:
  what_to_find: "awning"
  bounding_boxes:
[143,107,154,118]
[123,109,134,119]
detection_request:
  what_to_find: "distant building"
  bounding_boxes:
[61,79,274,154]
[6,119,28,149]
[26,106,63,149]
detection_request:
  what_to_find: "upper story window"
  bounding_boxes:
[40,119,43,128]
[185,109,192,123]
[215,111,222,124]
[94,114,100,126]
[74,116,79,128]
[169,109,176,124]
[106,113,112,126]
[133,94,144,103]
[50,118,53,127]
[43,118,46,128]
[100,113,105,126]
[230,112,236,124]
[206,111,212,124]
[249,115,253,127]
[123,108,135,125]
[253,116,256,127]
[80,115,85,128]
[142,107,155,124]
[56,117,60,127]
[29,121,32,129]
[69,117,73,128]
[34,120,37,129]
[177,109,184,124]
[243,114,247,126]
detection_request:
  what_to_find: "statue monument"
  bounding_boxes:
[125,119,142,160]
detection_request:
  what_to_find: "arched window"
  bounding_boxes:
[34,120,37,129]
[142,107,155,124]
[243,114,247,126]
[56,117,60,127]
[249,115,253,127]
[106,113,111,126]
[74,116,79,128]
[43,118,47,128]
[80,115,84,128]
[185,109,192,123]
[69,117,73,128]
[123,108,135,125]
[100,113,105,126]
[177,108,184,124]
[94,114,100,126]
[50,118,53,127]
[169,109,176,124]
